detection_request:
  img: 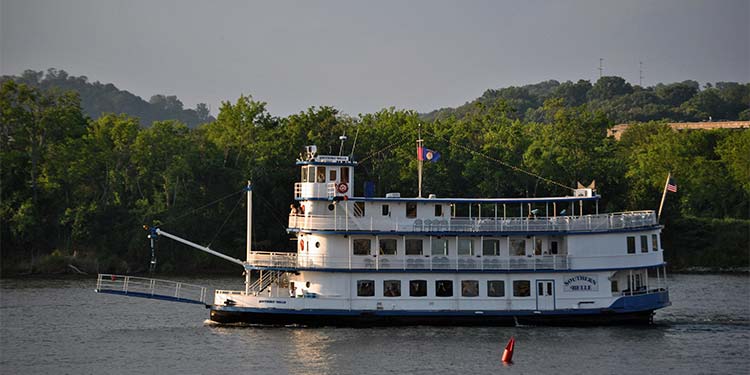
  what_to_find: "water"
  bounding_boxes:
[1,274,748,374]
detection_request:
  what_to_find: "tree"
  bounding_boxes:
[588,76,633,101]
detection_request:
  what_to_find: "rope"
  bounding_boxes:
[206,193,245,247]
[424,130,575,192]
[357,136,415,164]
[159,187,247,227]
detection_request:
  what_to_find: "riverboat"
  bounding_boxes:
[147,142,671,326]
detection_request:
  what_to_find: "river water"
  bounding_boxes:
[1,274,748,374]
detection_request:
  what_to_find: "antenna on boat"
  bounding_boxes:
[338,134,348,156]
[349,128,359,159]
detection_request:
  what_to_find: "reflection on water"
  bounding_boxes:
[0,274,748,374]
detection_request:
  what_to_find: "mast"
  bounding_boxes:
[251,180,253,293]
[417,125,423,198]
[657,172,670,221]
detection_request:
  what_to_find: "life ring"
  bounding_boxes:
[337,182,349,194]
[299,240,305,251]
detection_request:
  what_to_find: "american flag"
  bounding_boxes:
[667,177,677,193]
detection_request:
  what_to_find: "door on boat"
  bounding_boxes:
[536,280,555,310]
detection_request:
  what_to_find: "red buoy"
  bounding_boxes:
[501,336,515,363]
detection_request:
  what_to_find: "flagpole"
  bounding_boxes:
[417,126,423,198]
[657,172,671,221]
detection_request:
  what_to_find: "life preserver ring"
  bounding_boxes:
[299,240,304,251]
[337,182,349,194]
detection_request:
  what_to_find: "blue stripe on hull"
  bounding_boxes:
[96,289,205,305]
[209,291,669,326]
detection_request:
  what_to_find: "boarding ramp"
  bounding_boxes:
[95,274,209,305]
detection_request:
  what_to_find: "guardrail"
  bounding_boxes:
[95,274,208,305]
[246,251,569,271]
[288,211,657,233]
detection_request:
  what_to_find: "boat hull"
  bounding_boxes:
[209,291,669,327]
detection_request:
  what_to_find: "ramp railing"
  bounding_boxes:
[95,274,208,305]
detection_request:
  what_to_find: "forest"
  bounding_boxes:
[1,70,748,275]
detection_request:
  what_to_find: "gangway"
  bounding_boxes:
[95,274,209,305]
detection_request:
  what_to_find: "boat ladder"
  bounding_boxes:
[95,273,209,305]
[248,270,286,295]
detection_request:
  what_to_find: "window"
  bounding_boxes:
[341,167,350,182]
[458,239,474,256]
[611,280,619,293]
[483,239,500,256]
[329,169,337,181]
[306,166,314,183]
[431,238,448,256]
[353,239,371,255]
[487,280,505,297]
[379,239,397,255]
[353,201,365,217]
[301,166,308,182]
[316,166,326,183]
[513,280,531,297]
[652,234,658,252]
[550,241,559,255]
[405,239,423,255]
[640,235,648,253]
[436,280,453,297]
[409,280,427,297]
[357,280,374,297]
[406,202,417,218]
[510,239,526,256]
[435,204,443,217]
[461,280,479,297]
[535,238,543,255]
[384,280,401,297]
[627,236,636,254]
[382,204,389,216]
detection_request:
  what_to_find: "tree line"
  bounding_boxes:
[1,73,748,275]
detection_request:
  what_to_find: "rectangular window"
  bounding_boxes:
[436,280,453,297]
[316,166,326,183]
[406,202,417,218]
[487,280,505,297]
[461,280,479,297]
[341,167,350,182]
[379,239,397,255]
[405,239,423,255]
[510,239,526,256]
[329,169,337,181]
[357,280,374,297]
[640,235,648,253]
[409,280,427,297]
[383,280,401,297]
[483,239,500,256]
[550,241,559,255]
[306,166,314,184]
[435,205,443,217]
[627,236,636,254]
[353,239,371,255]
[611,280,619,293]
[535,238,543,255]
[301,166,308,182]
[458,239,474,256]
[431,238,448,256]
[353,201,365,217]
[382,204,389,216]
[652,234,658,252]
[513,280,531,297]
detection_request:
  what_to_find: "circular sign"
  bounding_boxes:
[337,182,349,193]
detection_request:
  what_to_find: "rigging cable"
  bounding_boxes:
[423,130,575,192]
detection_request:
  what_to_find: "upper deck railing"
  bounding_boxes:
[288,210,657,233]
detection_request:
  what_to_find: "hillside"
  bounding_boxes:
[422,78,750,124]
[0,69,214,127]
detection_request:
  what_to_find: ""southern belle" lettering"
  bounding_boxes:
[563,275,598,292]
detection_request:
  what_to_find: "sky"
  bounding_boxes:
[1,0,748,117]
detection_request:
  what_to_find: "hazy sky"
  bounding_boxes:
[1,0,748,117]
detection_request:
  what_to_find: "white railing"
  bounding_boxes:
[246,252,570,271]
[288,211,657,233]
[95,274,208,304]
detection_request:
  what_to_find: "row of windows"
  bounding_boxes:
[356,279,532,298]
[354,202,445,218]
[301,165,350,183]
[352,238,559,256]
[626,234,659,254]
